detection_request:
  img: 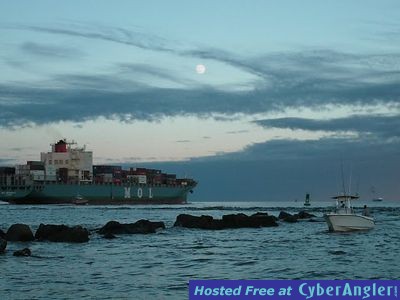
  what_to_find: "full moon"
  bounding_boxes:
[196,64,206,74]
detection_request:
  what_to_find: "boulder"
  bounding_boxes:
[223,213,278,228]
[6,224,34,242]
[103,232,116,239]
[99,220,165,235]
[174,213,278,230]
[222,213,249,228]
[296,211,316,219]
[13,248,31,257]
[278,211,293,220]
[282,215,298,223]
[278,211,298,223]
[35,224,89,243]
[278,210,316,223]
[251,212,279,222]
[0,238,7,253]
[251,212,269,217]
[174,214,223,230]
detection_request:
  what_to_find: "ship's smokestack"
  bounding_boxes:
[54,139,67,153]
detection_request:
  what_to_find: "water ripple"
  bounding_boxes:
[1,202,399,299]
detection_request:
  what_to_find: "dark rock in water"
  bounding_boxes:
[99,220,165,235]
[0,228,6,239]
[35,224,89,243]
[223,213,278,228]
[283,215,298,223]
[278,210,315,223]
[103,232,116,239]
[0,238,7,253]
[174,214,223,230]
[98,221,123,234]
[174,213,278,230]
[222,213,250,228]
[296,211,316,219]
[278,211,298,223]
[6,224,34,242]
[278,211,293,220]
[252,212,279,222]
[13,248,31,257]
[251,212,269,217]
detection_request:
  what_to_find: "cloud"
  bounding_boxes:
[2,23,400,129]
[175,140,191,143]
[8,147,24,152]
[16,24,259,73]
[0,83,268,127]
[255,115,400,139]
[223,137,400,162]
[134,136,400,201]
[14,24,400,83]
[0,158,14,165]
[226,130,249,134]
[117,63,196,87]
[20,42,84,59]
[17,24,177,53]
[50,73,148,91]
[1,75,399,129]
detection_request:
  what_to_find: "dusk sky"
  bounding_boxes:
[1,0,399,201]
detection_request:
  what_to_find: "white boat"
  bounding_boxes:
[370,186,383,202]
[372,197,383,202]
[72,194,88,205]
[324,195,375,232]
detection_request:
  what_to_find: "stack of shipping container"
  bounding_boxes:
[1,163,194,187]
[92,165,179,186]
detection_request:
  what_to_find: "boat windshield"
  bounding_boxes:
[334,197,355,214]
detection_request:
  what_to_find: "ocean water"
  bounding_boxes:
[1,201,399,299]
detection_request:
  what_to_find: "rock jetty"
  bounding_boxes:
[174,213,278,230]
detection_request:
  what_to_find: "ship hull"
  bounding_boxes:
[7,198,187,205]
[1,183,194,205]
[324,213,375,232]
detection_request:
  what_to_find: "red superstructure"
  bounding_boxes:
[54,140,67,153]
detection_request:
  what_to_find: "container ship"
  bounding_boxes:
[0,140,197,205]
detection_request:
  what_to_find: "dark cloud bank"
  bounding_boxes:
[0,80,399,128]
[255,115,400,139]
[139,138,400,201]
